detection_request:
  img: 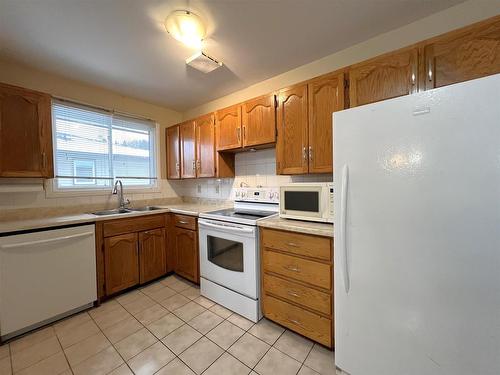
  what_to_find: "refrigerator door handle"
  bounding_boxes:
[340,164,350,293]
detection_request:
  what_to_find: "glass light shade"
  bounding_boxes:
[165,10,206,49]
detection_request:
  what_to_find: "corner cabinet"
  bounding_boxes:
[166,125,181,179]
[173,214,199,283]
[0,83,54,178]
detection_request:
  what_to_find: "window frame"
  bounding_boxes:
[46,99,161,197]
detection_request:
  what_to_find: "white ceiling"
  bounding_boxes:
[0,0,464,111]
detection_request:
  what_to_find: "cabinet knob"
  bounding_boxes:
[308,146,313,161]
[303,147,307,161]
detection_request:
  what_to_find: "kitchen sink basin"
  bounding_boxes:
[92,208,133,216]
[130,206,163,211]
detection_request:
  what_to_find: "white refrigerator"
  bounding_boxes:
[333,74,500,375]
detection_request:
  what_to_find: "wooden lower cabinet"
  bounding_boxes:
[174,226,199,283]
[261,228,334,348]
[104,233,139,296]
[139,228,166,284]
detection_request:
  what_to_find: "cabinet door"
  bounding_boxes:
[104,233,139,295]
[175,227,199,283]
[195,114,216,178]
[166,125,180,179]
[180,120,197,179]
[242,94,276,147]
[139,228,166,284]
[349,47,418,107]
[216,105,242,151]
[276,84,309,175]
[308,73,345,174]
[0,83,53,178]
[424,17,500,90]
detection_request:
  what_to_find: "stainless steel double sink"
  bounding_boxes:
[92,206,163,216]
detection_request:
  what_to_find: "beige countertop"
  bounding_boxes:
[0,203,230,235]
[258,215,333,237]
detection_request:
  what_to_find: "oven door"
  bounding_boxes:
[198,219,258,299]
[280,185,324,220]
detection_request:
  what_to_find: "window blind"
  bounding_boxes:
[52,100,157,189]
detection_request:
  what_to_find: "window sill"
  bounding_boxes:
[44,179,161,198]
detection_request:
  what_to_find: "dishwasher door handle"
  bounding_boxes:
[0,231,94,250]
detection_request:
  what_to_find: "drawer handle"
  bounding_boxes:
[178,220,189,224]
[284,265,301,273]
[287,291,300,298]
[286,242,299,247]
[288,318,302,326]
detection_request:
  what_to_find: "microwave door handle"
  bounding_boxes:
[340,164,350,294]
[200,221,254,233]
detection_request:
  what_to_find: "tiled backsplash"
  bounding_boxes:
[169,148,332,200]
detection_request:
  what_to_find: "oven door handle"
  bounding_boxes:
[199,220,254,233]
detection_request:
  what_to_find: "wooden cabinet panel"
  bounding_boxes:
[308,73,345,173]
[216,105,242,151]
[103,214,165,237]
[174,227,199,283]
[349,48,418,107]
[180,120,197,179]
[276,84,309,174]
[0,83,53,178]
[242,94,276,147]
[165,214,176,273]
[139,228,166,284]
[166,125,180,180]
[104,233,139,295]
[173,214,197,230]
[424,16,500,90]
[195,114,215,178]
[262,294,332,348]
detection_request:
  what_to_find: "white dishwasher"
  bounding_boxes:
[0,224,97,340]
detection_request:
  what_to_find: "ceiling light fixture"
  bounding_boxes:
[164,10,206,49]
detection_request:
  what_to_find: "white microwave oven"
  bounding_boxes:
[279,182,333,223]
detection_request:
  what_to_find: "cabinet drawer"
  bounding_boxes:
[263,294,332,347]
[263,250,331,290]
[261,228,331,261]
[263,274,332,316]
[103,214,165,237]
[173,214,197,230]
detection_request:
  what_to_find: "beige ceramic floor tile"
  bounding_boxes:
[64,331,111,367]
[10,326,55,354]
[108,363,134,375]
[11,336,61,372]
[148,286,177,302]
[155,357,195,375]
[0,344,9,359]
[193,296,216,309]
[0,356,11,375]
[15,352,69,375]
[180,286,200,300]
[133,304,169,326]
[255,347,301,375]
[114,328,158,361]
[209,304,233,319]
[248,318,285,345]
[303,344,335,375]
[187,310,223,335]
[206,320,244,350]
[298,365,321,375]
[116,289,144,305]
[140,281,166,296]
[168,279,193,292]
[54,312,91,335]
[57,319,100,348]
[127,342,175,375]
[160,294,190,311]
[72,346,124,375]
[226,313,254,331]
[173,301,206,322]
[146,313,184,339]
[227,333,270,368]
[160,275,181,287]
[161,324,202,355]
[274,330,314,362]
[92,306,131,330]
[179,337,224,374]
[203,352,250,375]
[122,294,156,315]
[88,300,121,319]
[102,316,143,344]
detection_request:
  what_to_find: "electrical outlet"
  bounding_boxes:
[197,184,202,194]
[215,185,220,194]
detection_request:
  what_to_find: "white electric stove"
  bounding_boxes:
[198,187,279,322]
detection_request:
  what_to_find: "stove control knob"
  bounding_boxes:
[272,191,279,200]
[235,190,241,197]
[241,191,247,198]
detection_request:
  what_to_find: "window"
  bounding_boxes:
[52,100,157,189]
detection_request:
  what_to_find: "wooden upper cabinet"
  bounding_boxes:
[424,16,500,90]
[104,233,139,295]
[216,104,242,151]
[0,83,53,178]
[195,114,216,178]
[139,228,166,284]
[241,94,276,147]
[276,84,309,175]
[308,73,345,174]
[180,120,196,179]
[166,125,180,179]
[349,47,418,107]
